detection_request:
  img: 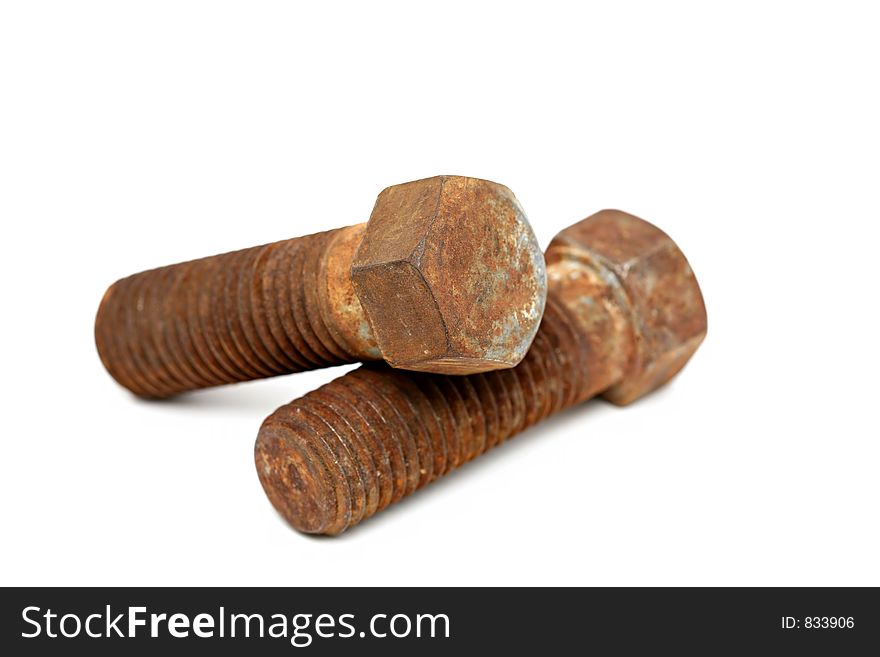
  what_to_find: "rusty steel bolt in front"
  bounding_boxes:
[255,210,708,535]
[94,176,547,398]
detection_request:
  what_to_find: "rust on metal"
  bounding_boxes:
[94,176,546,397]
[352,176,546,374]
[546,210,707,404]
[255,210,708,535]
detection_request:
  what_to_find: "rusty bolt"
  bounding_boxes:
[255,210,708,534]
[95,176,547,398]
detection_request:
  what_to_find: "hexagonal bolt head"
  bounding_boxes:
[547,209,708,405]
[352,176,547,374]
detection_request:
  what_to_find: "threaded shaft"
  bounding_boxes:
[95,228,357,398]
[255,297,596,535]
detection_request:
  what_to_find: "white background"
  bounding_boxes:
[2,1,878,586]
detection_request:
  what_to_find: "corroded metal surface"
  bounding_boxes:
[352,177,546,374]
[94,176,546,397]
[95,230,353,398]
[546,210,707,405]
[255,210,708,534]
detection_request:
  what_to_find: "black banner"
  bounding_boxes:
[2,587,876,654]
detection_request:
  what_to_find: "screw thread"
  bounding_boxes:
[95,228,356,397]
[255,296,595,535]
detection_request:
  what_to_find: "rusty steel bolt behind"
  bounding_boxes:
[95,176,547,398]
[255,210,708,534]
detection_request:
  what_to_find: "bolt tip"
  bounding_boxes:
[254,420,342,535]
